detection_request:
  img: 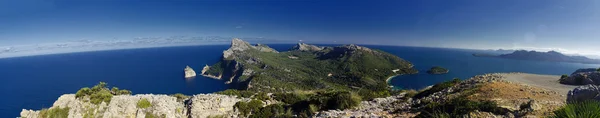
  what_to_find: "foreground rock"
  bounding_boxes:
[21,94,245,118]
[559,68,600,85]
[567,84,600,103]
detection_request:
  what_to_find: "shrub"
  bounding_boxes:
[89,90,113,104]
[551,100,600,118]
[75,82,132,105]
[416,97,508,118]
[561,74,569,79]
[234,100,264,117]
[597,68,600,72]
[38,107,70,118]
[216,89,240,96]
[76,87,91,98]
[249,104,293,118]
[413,78,461,99]
[273,93,308,104]
[171,93,189,102]
[327,91,361,110]
[137,98,152,108]
[215,89,254,98]
[254,92,270,101]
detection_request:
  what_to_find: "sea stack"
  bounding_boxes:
[184,66,197,79]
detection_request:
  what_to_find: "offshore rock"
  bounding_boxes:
[184,66,197,79]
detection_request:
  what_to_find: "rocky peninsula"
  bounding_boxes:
[201,38,418,97]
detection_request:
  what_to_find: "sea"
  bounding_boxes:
[0,44,598,117]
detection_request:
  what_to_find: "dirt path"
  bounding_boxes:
[496,73,579,95]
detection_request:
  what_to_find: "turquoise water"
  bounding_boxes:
[0,44,598,117]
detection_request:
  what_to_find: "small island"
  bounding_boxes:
[184,66,196,79]
[427,66,449,74]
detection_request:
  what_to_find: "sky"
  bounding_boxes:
[1,0,600,56]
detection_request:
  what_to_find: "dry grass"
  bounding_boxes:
[467,81,566,117]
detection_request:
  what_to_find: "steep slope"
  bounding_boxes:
[202,38,418,96]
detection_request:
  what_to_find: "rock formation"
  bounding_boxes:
[567,84,600,103]
[184,66,196,79]
[21,94,245,118]
[291,43,323,51]
[559,68,600,85]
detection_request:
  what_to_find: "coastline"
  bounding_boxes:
[386,74,399,88]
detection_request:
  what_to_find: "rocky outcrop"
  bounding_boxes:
[223,38,278,59]
[187,94,248,118]
[559,68,600,85]
[291,43,323,52]
[567,84,600,103]
[21,94,244,118]
[184,66,196,79]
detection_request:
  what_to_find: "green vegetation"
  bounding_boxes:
[75,82,132,104]
[144,112,166,118]
[561,74,569,79]
[427,66,449,74]
[413,78,461,99]
[597,68,600,72]
[234,99,265,117]
[171,93,189,102]
[249,104,293,118]
[551,100,600,118]
[38,107,70,118]
[416,97,508,118]
[215,89,254,98]
[207,115,226,118]
[137,98,152,108]
[205,41,418,100]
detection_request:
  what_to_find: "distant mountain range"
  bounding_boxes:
[473,50,600,64]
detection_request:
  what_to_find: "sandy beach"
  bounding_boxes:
[497,73,580,95]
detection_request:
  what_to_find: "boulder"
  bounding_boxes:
[559,68,600,85]
[567,84,600,103]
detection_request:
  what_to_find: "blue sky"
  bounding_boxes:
[1,0,599,55]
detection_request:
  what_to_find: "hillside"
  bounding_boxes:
[473,50,600,64]
[201,38,418,98]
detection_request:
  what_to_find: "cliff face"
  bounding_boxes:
[21,94,246,118]
[202,38,418,93]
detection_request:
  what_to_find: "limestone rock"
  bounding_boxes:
[20,94,242,118]
[291,43,323,52]
[184,66,197,79]
[567,84,600,103]
[187,94,244,118]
